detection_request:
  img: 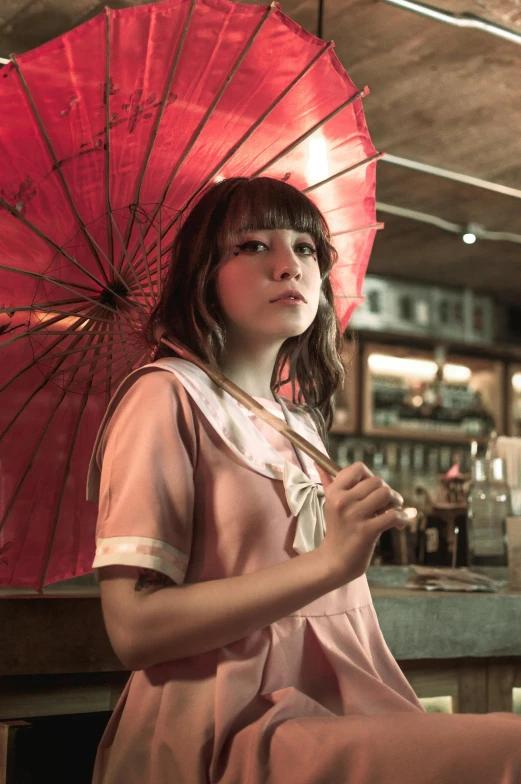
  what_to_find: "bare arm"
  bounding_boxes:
[99,549,340,671]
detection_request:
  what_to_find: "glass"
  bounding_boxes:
[467,458,510,566]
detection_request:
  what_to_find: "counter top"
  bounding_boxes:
[1,567,520,670]
[367,567,521,660]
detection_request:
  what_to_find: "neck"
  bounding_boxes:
[219,340,283,400]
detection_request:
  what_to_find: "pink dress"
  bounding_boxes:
[87,358,521,784]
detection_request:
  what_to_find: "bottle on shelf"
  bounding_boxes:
[467,458,510,567]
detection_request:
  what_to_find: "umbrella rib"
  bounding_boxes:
[39,375,92,591]
[79,222,149,317]
[330,223,384,237]
[136,222,156,307]
[40,319,126,589]
[0,262,137,332]
[116,0,198,273]
[0,309,94,348]
[115,318,140,379]
[11,57,110,286]
[122,1,277,275]
[0,262,110,315]
[108,213,155,308]
[3,305,129,326]
[104,8,115,272]
[0,316,99,445]
[38,322,110,589]
[145,40,334,257]
[0,306,101,395]
[250,87,368,178]
[40,336,129,364]
[302,152,384,194]
[156,209,162,301]
[71,344,144,389]
[49,339,132,377]
[0,199,108,292]
[0,297,87,313]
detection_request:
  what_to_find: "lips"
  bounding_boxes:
[270,290,306,303]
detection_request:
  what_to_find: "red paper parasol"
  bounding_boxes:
[0,0,381,589]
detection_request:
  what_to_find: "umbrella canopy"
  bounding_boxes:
[0,0,380,589]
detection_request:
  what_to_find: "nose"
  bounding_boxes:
[273,247,303,281]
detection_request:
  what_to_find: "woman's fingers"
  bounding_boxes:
[368,506,409,538]
[330,461,374,491]
[348,475,403,507]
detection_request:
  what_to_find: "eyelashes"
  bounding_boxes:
[233,240,317,258]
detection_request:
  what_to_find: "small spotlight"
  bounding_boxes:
[462,233,477,244]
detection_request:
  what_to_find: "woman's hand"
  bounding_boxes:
[315,461,408,585]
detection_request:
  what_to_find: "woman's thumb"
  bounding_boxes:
[315,463,334,489]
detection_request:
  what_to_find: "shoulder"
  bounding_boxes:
[97,364,199,453]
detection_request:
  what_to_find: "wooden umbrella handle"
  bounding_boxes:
[158,333,341,478]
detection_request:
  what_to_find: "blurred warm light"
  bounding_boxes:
[307,135,329,183]
[512,373,521,393]
[368,354,471,384]
[412,395,423,407]
[404,507,418,521]
[31,311,89,331]
[462,233,477,244]
[443,364,471,383]
[368,354,437,379]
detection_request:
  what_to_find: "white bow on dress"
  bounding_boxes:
[283,459,327,554]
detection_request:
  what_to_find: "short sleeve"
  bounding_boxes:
[89,368,197,585]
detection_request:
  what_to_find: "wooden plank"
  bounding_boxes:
[0,721,31,784]
[487,662,515,713]
[0,598,124,676]
[0,673,129,721]
[458,661,488,713]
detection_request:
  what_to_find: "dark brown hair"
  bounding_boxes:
[146,177,345,445]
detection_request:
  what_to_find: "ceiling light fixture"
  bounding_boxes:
[380,0,521,47]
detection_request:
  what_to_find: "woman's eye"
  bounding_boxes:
[235,241,267,253]
[296,243,317,257]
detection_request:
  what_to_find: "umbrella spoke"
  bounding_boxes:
[115,0,198,273]
[0,318,102,443]
[122,1,276,274]
[114,318,140,381]
[68,344,145,390]
[39,335,130,364]
[104,8,115,271]
[39,376,91,591]
[303,152,383,194]
[331,223,384,237]
[0,262,137,333]
[157,209,162,301]
[0,309,93,348]
[80,223,149,317]
[49,339,134,378]
[250,88,368,179]
[142,41,334,262]
[39,323,111,589]
[136,222,156,308]
[0,298,88,313]
[0,262,107,311]
[0,238,104,295]
[1,304,131,327]
[0,307,101,395]
[109,213,155,308]
[11,57,110,286]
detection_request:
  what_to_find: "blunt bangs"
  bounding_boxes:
[215,178,334,272]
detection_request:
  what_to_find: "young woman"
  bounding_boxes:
[87,177,521,784]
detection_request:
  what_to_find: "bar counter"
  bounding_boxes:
[1,567,520,719]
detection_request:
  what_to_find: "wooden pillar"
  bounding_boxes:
[0,720,31,784]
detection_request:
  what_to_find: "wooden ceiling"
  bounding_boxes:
[1,0,520,301]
